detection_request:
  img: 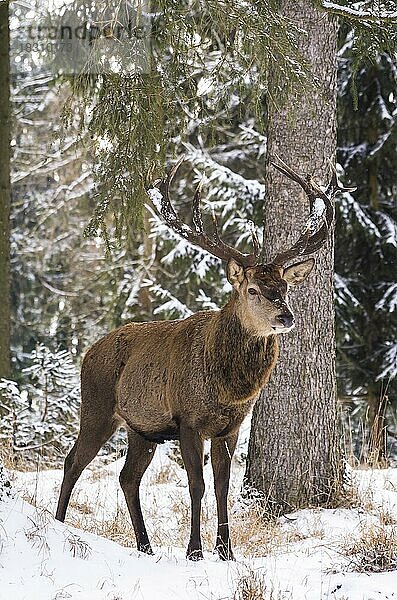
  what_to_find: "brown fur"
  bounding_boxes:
[55,261,312,561]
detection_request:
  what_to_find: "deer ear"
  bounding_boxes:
[283,258,315,286]
[227,258,245,288]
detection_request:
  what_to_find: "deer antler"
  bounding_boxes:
[147,156,354,270]
[147,157,259,267]
[270,156,355,266]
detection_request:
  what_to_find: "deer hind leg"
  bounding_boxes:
[211,432,238,560]
[55,416,119,522]
[179,423,205,560]
[119,429,157,555]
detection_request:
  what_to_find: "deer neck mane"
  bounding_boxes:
[204,293,278,404]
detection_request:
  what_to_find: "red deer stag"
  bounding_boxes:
[56,157,347,560]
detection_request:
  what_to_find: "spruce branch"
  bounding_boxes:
[320,1,397,22]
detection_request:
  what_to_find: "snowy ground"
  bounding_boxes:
[1,436,397,599]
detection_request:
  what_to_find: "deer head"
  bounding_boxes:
[148,157,351,336]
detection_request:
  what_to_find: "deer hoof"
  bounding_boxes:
[139,543,154,555]
[216,544,235,561]
[187,548,203,561]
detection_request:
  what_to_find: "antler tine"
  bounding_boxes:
[271,155,313,196]
[149,158,258,267]
[211,207,221,242]
[296,163,358,257]
[249,221,261,259]
[325,160,357,198]
[157,155,186,225]
[211,208,259,265]
[325,160,338,197]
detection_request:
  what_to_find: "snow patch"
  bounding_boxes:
[3,453,397,599]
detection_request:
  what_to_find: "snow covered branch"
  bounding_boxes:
[321,1,397,22]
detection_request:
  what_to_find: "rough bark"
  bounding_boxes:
[245,0,342,513]
[0,1,11,381]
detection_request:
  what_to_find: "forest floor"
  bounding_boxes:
[1,429,397,600]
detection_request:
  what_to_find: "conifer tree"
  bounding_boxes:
[245,0,341,513]
[5,0,397,474]
[0,0,11,381]
[336,28,397,464]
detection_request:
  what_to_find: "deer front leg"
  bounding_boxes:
[179,423,205,560]
[211,432,238,560]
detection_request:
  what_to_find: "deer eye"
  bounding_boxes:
[248,288,258,296]
[265,291,275,299]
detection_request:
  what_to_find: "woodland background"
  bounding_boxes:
[0,0,396,481]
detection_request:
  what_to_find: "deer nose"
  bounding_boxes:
[277,313,294,328]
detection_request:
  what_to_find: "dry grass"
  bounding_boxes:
[0,440,33,472]
[150,462,180,485]
[146,491,293,557]
[87,467,107,483]
[384,478,397,492]
[231,505,287,557]
[333,480,363,510]
[64,531,92,559]
[95,509,135,547]
[10,447,315,560]
[63,481,294,558]
[12,442,397,576]
[339,469,397,526]
[147,490,215,550]
[52,590,73,599]
[68,503,135,547]
[24,508,51,556]
[342,522,397,573]
[231,568,292,600]
[23,505,91,572]
[232,569,267,600]
[69,499,94,515]
[378,509,397,526]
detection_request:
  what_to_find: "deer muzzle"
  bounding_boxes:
[271,312,295,333]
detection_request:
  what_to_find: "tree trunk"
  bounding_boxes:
[245,1,342,514]
[0,0,11,381]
